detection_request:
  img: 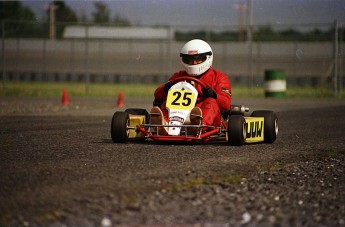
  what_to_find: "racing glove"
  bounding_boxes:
[202,86,217,99]
[164,81,173,93]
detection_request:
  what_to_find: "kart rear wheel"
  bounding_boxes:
[227,115,246,146]
[251,110,278,143]
[111,111,130,143]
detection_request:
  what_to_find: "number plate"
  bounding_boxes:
[165,82,198,135]
[166,82,198,111]
[166,90,197,110]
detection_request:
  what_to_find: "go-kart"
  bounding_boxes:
[110,76,278,146]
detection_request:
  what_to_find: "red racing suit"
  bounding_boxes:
[154,68,232,127]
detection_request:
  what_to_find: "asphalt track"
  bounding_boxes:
[0,97,344,226]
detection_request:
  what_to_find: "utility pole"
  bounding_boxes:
[233,3,246,42]
[246,0,253,42]
[49,3,57,39]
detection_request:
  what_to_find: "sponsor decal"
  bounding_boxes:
[245,118,264,143]
[170,110,185,115]
[169,116,184,124]
[188,50,198,55]
[222,87,232,96]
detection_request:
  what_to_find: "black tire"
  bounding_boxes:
[125,108,150,123]
[227,115,246,146]
[111,111,129,143]
[251,110,278,143]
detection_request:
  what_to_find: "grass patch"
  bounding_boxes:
[0,81,342,98]
[286,86,336,98]
[0,82,158,97]
[232,85,339,98]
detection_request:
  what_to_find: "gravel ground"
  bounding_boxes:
[113,155,344,226]
[0,97,344,226]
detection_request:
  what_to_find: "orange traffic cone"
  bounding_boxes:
[62,89,70,106]
[116,91,125,107]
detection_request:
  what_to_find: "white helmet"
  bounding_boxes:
[180,39,213,76]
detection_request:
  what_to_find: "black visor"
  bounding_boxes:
[180,51,212,65]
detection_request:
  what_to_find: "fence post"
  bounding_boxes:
[333,20,339,97]
[168,26,173,77]
[85,23,90,95]
[1,20,5,96]
[339,22,343,98]
[246,0,253,96]
[42,38,47,79]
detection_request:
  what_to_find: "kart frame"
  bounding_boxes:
[110,77,278,146]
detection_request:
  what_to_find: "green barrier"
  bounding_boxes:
[264,70,286,98]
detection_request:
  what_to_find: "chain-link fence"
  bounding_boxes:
[1,20,344,96]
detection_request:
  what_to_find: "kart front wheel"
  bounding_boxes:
[111,111,130,143]
[227,115,246,146]
[251,110,278,143]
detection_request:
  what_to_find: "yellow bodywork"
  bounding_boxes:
[128,115,146,139]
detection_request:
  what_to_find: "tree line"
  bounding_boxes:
[0,1,342,42]
[0,0,131,38]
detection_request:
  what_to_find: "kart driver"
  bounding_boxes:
[151,39,232,135]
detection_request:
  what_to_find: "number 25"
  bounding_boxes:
[171,91,192,106]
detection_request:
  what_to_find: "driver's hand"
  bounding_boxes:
[164,81,173,93]
[202,86,217,99]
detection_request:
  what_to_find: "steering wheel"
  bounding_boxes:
[152,76,207,107]
[170,76,207,89]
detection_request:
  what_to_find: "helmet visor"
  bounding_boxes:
[181,52,212,65]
